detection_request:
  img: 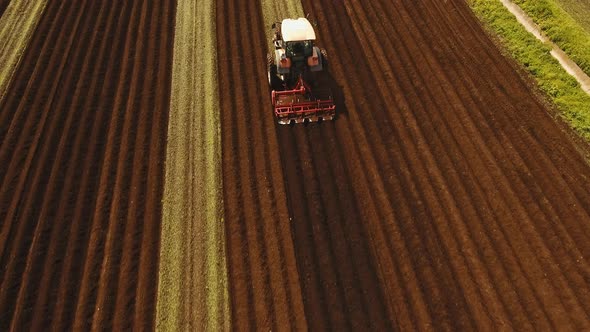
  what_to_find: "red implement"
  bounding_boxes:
[272,76,335,124]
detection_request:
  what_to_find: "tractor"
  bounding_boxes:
[268,18,335,124]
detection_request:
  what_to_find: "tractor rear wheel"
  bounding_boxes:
[267,53,283,90]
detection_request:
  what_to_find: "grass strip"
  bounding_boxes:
[511,0,590,77]
[0,0,49,102]
[553,0,590,34]
[469,0,590,140]
[156,0,229,331]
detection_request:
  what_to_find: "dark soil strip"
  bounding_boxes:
[216,0,308,330]
[0,0,175,330]
[0,0,10,18]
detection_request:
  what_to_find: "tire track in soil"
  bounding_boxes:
[0,0,175,330]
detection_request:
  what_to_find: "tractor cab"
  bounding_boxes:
[285,40,313,60]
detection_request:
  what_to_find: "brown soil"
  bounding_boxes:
[0,0,175,330]
[219,0,590,330]
[0,0,9,18]
[216,0,308,330]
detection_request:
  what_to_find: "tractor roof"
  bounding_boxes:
[281,18,316,42]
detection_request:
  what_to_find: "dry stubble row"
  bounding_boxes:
[156,0,229,330]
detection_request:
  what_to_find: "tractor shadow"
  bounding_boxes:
[324,71,348,121]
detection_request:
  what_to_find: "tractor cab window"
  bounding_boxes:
[285,40,313,58]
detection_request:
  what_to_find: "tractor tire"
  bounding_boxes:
[267,63,283,90]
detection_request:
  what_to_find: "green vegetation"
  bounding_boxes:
[553,0,590,33]
[512,0,590,77]
[469,0,590,139]
[157,0,229,331]
[0,0,48,102]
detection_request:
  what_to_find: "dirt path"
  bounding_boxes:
[0,0,175,330]
[219,0,590,329]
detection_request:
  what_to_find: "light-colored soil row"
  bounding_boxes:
[0,0,48,102]
[156,0,229,331]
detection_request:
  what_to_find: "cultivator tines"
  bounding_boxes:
[272,76,335,125]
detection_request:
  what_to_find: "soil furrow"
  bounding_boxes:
[359,0,516,323]
[90,0,150,328]
[302,0,474,326]
[410,0,583,322]
[0,0,75,259]
[216,0,307,330]
[382,0,568,326]
[7,1,106,329]
[213,0,590,329]
[343,3,510,329]
[420,1,590,324]
[364,0,535,328]
[0,3,89,326]
[0,0,175,330]
[30,2,126,329]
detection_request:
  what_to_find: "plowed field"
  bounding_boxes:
[0,0,175,330]
[218,0,590,330]
[1,0,590,330]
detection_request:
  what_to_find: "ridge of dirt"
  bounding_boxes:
[215,0,308,330]
[0,1,176,330]
[218,0,590,329]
